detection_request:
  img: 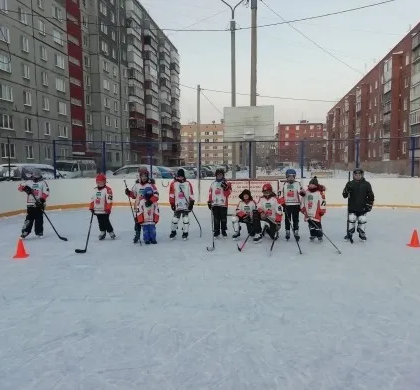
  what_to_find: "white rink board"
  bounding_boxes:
[1,177,420,216]
[229,179,279,204]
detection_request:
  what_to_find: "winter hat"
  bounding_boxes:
[176,168,185,177]
[309,176,319,186]
[239,189,252,200]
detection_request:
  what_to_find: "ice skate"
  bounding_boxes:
[253,233,263,244]
[222,230,228,239]
[169,230,177,240]
[99,231,106,240]
[109,232,116,239]
[285,230,290,240]
[182,232,188,241]
[293,230,300,241]
[151,239,157,244]
[232,231,240,240]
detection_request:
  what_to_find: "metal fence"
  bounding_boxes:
[0,136,419,179]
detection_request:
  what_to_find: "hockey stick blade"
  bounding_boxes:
[75,249,87,254]
[206,246,215,251]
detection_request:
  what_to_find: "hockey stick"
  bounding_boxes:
[206,208,215,251]
[237,234,250,252]
[285,210,302,255]
[124,180,142,245]
[308,219,341,254]
[75,212,94,253]
[29,192,68,241]
[178,184,202,238]
[268,229,279,256]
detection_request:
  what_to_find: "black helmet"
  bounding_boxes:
[353,168,364,174]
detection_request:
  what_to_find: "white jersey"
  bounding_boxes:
[169,180,195,211]
[257,195,283,223]
[282,181,302,205]
[208,181,231,207]
[137,199,160,225]
[18,180,50,207]
[90,186,113,214]
[130,181,159,202]
[301,190,326,222]
[235,200,257,218]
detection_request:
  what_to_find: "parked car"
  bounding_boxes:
[157,166,175,179]
[0,163,64,181]
[178,166,197,179]
[55,159,97,179]
[112,164,162,179]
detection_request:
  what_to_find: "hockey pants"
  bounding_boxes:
[348,211,367,235]
[253,211,279,239]
[96,214,114,233]
[284,204,300,232]
[22,206,44,235]
[212,206,228,234]
[231,215,255,236]
[308,220,323,238]
[171,210,190,233]
[142,224,157,242]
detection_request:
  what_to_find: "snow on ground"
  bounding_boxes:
[1,206,420,389]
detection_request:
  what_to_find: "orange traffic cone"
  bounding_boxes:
[407,229,420,248]
[13,238,29,259]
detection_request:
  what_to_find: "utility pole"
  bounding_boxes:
[196,84,201,202]
[220,0,244,179]
[250,0,258,178]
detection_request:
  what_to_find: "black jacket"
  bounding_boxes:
[342,178,374,213]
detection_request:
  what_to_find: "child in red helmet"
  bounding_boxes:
[253,183,283,243]
[299,176,326,242]
[89,173,116,240]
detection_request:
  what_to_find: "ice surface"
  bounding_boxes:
[1,207,420,389]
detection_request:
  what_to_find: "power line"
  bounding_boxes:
[1,0,396,32]
[260,0,365,75]
[179,84,337,103]
[200,91,223,115]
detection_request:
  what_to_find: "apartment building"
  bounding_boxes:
[277,121,326,167]
[0,0,180,170]
[0,0,72,164]
[326,22,420,175]
[411,31,420,145]
[180,122,232,166]
[126,1,181,168]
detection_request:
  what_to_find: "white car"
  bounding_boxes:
[112,164,162,179]
[0,163,64,181]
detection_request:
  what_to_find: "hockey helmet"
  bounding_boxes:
[144,187,154,200]
[353,168,364,175]
[138,167,149,181]
[262,183,273,193]
[215,168,225,176]
[32,168,42,179]
[176,168,185,181]
[285,168,296,177]
[96,173,106,186]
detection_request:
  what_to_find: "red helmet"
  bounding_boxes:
[262,183,272,193]
[96,173,106,185]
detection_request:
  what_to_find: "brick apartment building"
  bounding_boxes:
[180,122,232,166]
[277,120,326,168]
[0,0,181,169]
[326,22,420,175]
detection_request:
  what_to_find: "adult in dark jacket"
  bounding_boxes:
[342,168,375,241]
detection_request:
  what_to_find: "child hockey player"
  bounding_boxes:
[252,183,283,243]
[125,167,159,243]
[18,168,50,238]
[136,187,160,244]
[342,168,375,241]
[207,168,232,238]
[89,173,116,240]
[168,168,195,240]
[280,168,302,241]
[300,176,326,242]
[231,189,256,240]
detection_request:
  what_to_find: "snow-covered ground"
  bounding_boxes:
[1,207,420,389]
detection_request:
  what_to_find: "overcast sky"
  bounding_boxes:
[141,0,419,128]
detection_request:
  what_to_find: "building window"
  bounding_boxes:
[55,77,66,92]
[18,7,28,24]
[86,113,92,124]
[42,96,49,111]
[1,142,15,158]
[22,63,30,79]
[45,146,52,159]
[37,0,44,9]
[58,101,67,115]
[0,114,13,129]
[100,21,107,34]
[72,119,83,126]
[105,115,110,126]
[0,0,8,13]
[101,40,109,54]
[21,36,29,52]
[52,5,62,21]
[71,98,82,106]
[0,26,10,43]
[53,30,63,45]
[23,90,31,106]
[103,60,109,72]
[58,125,68,138]
[40,45,47,61]
[404,98,408,111]
[103,79,110,90]
[406,54,410,66]
[41,71,48,86]
[0,53,11,72]
[25,145,34,159]
[38,19,46,35]
[99,1,107,15]
[114,101,118,112]
[44,122,50,135]
[85,94,91,105]
[24,117,32,132]
[114,118,118,128]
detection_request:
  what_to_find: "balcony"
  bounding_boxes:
[159,52,170,65]
[129,118,145,129]
[128,84,144,99]
[160,78,171,91]
[412,72,420,87]
[129,101,145,115]
[413,50,420,64]
[144,35,158,51]
[170,62,180,74]
[171,50,179,64]
[159,40,171,55]
[171,74,179,85]
[146,108,159,122]
[161,116,171,129]
[413,33,420,50]
[159,65,170,77]
[160,90,171,103]
[144,50,158,65]
[144,80,158,93]
[162,129,174,138]
[143,20,157,39]
[128,67,144,83]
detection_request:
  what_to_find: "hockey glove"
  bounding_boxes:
[145,199,153,207]
[89,209,95,214]
[170,204,176,211]
[365,204,372,213]
[23,186,32,195]
[207,201,212,210]
[125,188,131,196]
[221,180,229,191]
[35,199,45,209]
[242,215,251,224]
[188,199,195,211]
[299,190,306,197]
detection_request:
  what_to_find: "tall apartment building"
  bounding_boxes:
[326,22,420,175]
[277,121,326,167]
[180,122,232,166]
[0,0,72,163]
[126,0,181,168]
[0,0,180,170]
[411,31,420,145]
